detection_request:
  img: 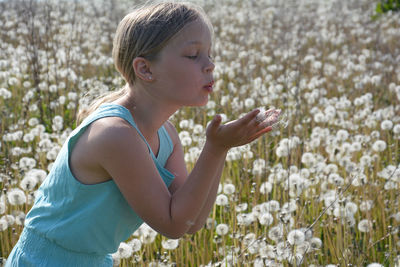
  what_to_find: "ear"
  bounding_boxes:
[132,57,154,82]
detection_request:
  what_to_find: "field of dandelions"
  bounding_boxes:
[1,0,400,266]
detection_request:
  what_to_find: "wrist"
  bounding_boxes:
[204,140,229,157]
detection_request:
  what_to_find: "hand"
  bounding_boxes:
[205,108,281,151]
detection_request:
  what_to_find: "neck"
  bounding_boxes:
[113,84,180,139]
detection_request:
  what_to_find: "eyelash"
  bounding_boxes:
[186,54,213,60]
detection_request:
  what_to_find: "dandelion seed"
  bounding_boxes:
[215,194,229,206]
[0,202,6,214]
[393,124,400,134]
[260,181,272,194]
[358,219,373,233]
[215,223,229,236]
[258,212,274,226]
[287,229,305,246]
[2,215,15,226]
[366,263,383,267]
[161,239,179,250]
[345,201,358,215]
[268,225,283,242]
[381,120,393,130]
[0,218,8,231]
[336,129,349,141]
[223,183,235,195]
[7,188,27,205]
[235,203,248,212]
[127,238,142,252]
[20,175,37,191]
[372,140,387,152]
[360,200,374,212]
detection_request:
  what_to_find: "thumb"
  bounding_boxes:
[207,114,222,132]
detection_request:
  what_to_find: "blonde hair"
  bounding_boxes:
[77,2,212,124]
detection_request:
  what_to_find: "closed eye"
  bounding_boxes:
[186,55,198,60]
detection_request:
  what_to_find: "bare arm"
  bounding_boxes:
[94,109,275,239]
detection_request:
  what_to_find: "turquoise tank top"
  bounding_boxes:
[23,103,175,255]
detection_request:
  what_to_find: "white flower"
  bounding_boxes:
[366,263,383,267]
[336,129,349,141]
[127,238,142,252]
[301,152,315,166]
[0,218,8,231]
[268,225,283,242]
[20,175,38,191]
[360,200,374,212]
[161,238,179,250]
[7,188,27,205]
[358,219,373,233]
[310,237,322,250]
[258,212,274,226]
[0,202,6,214]
[215,223,229,236]
[223,183,235,195]
[116,242,133,258]
[345,201,358,215]
[287,229,305,245]
[215,194,229,206]
[380,120,393,130]
[372,140,387,152]
[260,181,272,194]
[393,124,400,134]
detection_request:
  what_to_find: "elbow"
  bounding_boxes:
[163,229,186,239]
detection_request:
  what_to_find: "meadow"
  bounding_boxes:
[1,0,400,266]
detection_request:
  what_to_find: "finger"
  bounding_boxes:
[207,114,222,134]
[238,109,260,125]
[248,126,273,142]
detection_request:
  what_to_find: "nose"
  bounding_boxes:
[204,58,215,73]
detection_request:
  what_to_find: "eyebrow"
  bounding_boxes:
[185,40,203,46]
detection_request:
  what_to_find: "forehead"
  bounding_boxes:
[166,19,212,50]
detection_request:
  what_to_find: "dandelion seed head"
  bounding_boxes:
[358,219,373,233]
[215,194,229,206]
[372,140,387,152]
[381,120,393,130]
[127,238,142,252]
[223,183,235,195]
[7,188,27,205]
[258,212,274,226]
[161,239,179,250]
[215,223,229,236]
[0,218,8,231]
[287,229,305,246]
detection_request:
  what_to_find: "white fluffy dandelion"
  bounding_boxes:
[380,120,393,130]
[161,239,179,250]
[0,218,8,231]
[372,140,387,152]
[258,212,274,226]
[223,183,236,195]
[215,194,229,206]
[287,229,305,246]
[7,188,27,205]
[116,242,133,258]
[358,219,373,233]
[215,223,229,236]
[127,238,142,252]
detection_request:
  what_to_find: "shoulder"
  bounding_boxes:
[88,117,147,155]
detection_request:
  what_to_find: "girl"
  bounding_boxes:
[6,2,281,266]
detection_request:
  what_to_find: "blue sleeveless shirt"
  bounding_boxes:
[22,104,175,256]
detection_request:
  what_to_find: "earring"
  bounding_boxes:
[148,75,153,80]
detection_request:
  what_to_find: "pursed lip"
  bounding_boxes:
[203,80,214,92]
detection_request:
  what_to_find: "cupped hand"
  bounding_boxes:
[205,108,281,151]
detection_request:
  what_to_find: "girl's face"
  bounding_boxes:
[149,19,215,107]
